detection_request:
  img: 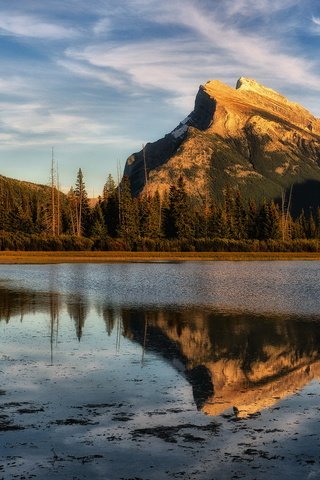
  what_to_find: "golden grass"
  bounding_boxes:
[1,251,320,264]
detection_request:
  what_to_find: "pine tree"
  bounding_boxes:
[102,174,116,202]
[209,205,229,238]
[224,187,235,238]
[165,177,195,240]
[73,168,90,237]
[233,190,247,240]
[247,199,258,239]
[90,201,107,238]
[257,201,280,240]
[291,211,306,239]
[308,210,317,239]
[118,176,139,244]
[138,192,162,239]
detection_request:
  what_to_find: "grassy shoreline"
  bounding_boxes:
[1,251,320,263]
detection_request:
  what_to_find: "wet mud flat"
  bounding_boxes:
[1,382,320,480]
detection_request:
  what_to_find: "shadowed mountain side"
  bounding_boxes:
[125,78,320,211]
[124,87,216,195]
[122,307,320,416]
[275,179,320,217]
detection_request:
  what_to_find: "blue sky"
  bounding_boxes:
[0,0,320,195]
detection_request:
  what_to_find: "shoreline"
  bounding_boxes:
[1,251,320,263]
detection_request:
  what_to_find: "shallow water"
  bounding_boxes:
[1,262,320,479]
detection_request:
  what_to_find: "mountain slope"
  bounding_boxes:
[124,78,320,213]
[0,174,52,233]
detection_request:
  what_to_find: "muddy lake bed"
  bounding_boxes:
[1,261,320,479]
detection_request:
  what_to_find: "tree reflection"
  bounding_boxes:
[66,294,88,341]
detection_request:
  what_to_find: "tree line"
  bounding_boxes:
[1,170,320,252]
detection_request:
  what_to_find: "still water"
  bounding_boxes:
[1,262,320,479]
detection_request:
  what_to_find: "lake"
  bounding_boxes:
[1,261,320,479]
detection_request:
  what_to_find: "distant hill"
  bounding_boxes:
[0,174,54,233]
[125,78,320,214]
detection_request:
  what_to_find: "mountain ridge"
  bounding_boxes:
[124,78,320,213]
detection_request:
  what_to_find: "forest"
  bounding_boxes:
[1,169,320,252]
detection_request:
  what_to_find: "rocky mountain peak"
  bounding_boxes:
[236,77,286,101]
[124,77,320,212]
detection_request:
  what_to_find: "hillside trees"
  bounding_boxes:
[3,168,320,251]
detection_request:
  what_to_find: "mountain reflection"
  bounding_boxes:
[1,284,320,416]
[122,308,320,416]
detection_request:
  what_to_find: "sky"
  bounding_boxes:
[0,0,320,196]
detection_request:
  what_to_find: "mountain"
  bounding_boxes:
[124,78,320,213]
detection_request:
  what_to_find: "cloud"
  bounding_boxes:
[92,17,111,35]
[65,40,203,94]
[150,1,320,90]
[0,96,140,152]
[220,0,300,18]
[0,13,77,39]
[0,101,116,146]
[0,76,34,96]
[312,16,320,26]
[62,0,320,113]
[58,59,126,89]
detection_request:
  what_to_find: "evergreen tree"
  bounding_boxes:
[138,192,162,238]
[102,174,116,202]
[165,177,195,240]
[308,210,317,239]
[291,212,306,239]
[233,190,247,240]
[118,176,139,244]
[73,169,90,236]
[209,205,229,238]
[257,201,280,240]
[224,187,236,238]
[100,173,119,237]
[247,199,258,239]
[90,201,107,238]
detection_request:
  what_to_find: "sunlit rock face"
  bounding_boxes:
[122,308,320,417]
[125,78,320,212]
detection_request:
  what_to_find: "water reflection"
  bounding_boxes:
[1,284,320,417]
[123,308,320,416]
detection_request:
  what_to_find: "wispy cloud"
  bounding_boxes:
[0,76,34,96]
[0,13,77,39]
[0,101,115,146]
[220,0,300,18]
[58,59,126,89]
[92,17,111,35]
[171,2,319,89]
[62,0,320,113]
[312,16,320,26]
